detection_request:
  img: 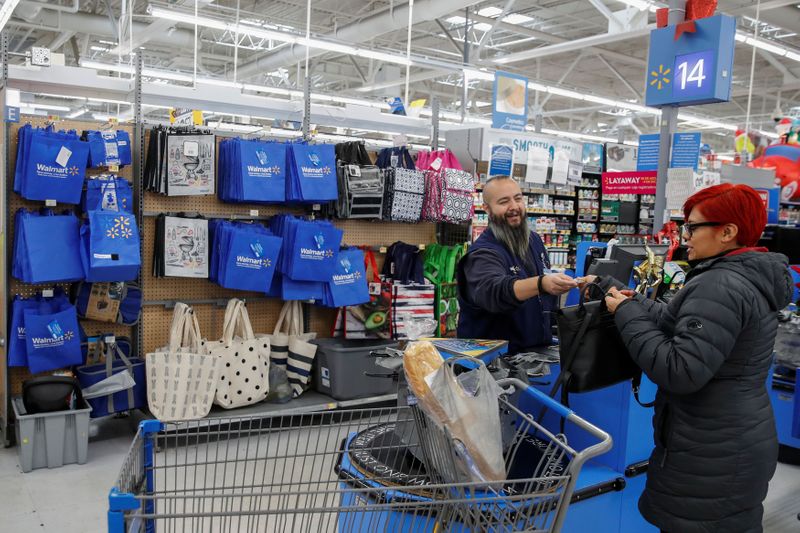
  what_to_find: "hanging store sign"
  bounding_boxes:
[170,108,203,126]
[637,134,661,171]
[482,129,581,166]
[645,14,736,107]
[602,171,658,195]
[670,132,702,170]
[5,105,20,123]
[492,71,528,131]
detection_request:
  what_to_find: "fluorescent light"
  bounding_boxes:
[677,113,737,131]
[19,103,71,112]
[503,13,534,25]
[81,59,134,74]
[583,94,621,107]
[547,87,586,100]
[735,33,748,43]
[463,68,494,81]
[0,0,20,33]
[88,97,130,105]
[207,121,263,133]
[527,81,549,92]
[90,46,110,52]
[444,16,492,31]
[614,0,657,12]
[93,113,132,122]
[787,51,800,61]
[478,7,503,17]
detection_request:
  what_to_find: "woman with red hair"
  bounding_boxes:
[597,183,793,532]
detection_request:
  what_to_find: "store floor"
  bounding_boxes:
[0,415,798,533]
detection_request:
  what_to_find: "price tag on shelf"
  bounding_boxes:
[104,336,116,344]
[108,164,119,172]
[418,244,426,250]
[379,246,387,254]
[369,282,381,295]
[45,199,57,207]
[249,209,259,217]
[312,204,321,211]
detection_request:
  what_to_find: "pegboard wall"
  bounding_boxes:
[139,130,438,354]
[6,116,135,395]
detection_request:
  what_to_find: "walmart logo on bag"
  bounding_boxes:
[301,232,334,261]
[36,163,81,180]
[300,151,332,178]
[236,242,272,269]
[247,150,282,178]
[332,258,362,286]
[105,216,133,239]
[30,329,74,349]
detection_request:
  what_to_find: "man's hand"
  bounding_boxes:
[604,286,631,313]
[541,273,578,295]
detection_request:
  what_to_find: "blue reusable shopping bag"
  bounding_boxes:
[281,275,325,301]
[24,301,83,374]
[80,211,141,282]
[217,223,283,292]
[84,130,133,168]
[239,140,287,203]
[12,210,84,284]
[287,143,338,202]
[22,128,90,203]
[324,248,370,307]
[9,296,37,367]
[82,176,133,213]
[288,219,342,282]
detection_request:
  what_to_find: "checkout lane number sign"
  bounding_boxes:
[672,50,715,100]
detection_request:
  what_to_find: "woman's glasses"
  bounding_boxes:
[682,221,723,238]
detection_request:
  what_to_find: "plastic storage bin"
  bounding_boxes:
[12,396,91,473]
[311,338,399,400]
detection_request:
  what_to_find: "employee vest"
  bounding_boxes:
[456,228,557,354]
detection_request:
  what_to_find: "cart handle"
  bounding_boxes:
[498,376,573,419]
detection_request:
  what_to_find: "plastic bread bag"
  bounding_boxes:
[403,342,506,485]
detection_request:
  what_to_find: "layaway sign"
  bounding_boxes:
[602,171,658,195]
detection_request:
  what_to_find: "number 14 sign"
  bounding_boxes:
[645,15,736,107]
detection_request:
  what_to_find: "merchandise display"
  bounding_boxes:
[83,129,132,168]
[14,124,90,204]
[80,210,141,282]
[209,219,282,292]
[73,282,142,325]
[218,138,288,203]
[144,126,216,195]
[13,209,85,283]
[82,175,133,213]
[286,142,338,202]
[153,215,210,278]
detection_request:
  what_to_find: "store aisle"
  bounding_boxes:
[0,418,798,533]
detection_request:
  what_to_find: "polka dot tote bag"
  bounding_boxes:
[208,299,270,409]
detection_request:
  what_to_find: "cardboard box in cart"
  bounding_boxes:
[12,396,91,473]
[312,338,399,400]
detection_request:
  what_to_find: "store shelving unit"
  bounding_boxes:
[0,52,447,444]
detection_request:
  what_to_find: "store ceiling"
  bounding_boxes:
[6,0,800,151]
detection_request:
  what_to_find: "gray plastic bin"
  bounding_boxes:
[311,338,399,400]
[12,396,91,473]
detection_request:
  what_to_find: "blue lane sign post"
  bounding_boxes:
[645,14,736,108]
[492,71,528,131]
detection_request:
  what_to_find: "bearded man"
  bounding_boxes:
[457,175,577,354]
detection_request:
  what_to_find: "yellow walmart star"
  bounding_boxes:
[650,64,671,90]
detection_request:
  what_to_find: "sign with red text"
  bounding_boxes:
[602,171,658,195]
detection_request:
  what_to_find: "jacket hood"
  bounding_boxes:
[694,251,793,312]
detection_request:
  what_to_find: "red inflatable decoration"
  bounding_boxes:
[750,144,800,201]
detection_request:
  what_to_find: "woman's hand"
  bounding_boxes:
[604,286,632,314]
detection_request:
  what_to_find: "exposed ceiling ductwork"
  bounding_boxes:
[233,0,484,80]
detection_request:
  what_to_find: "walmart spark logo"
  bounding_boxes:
[650,64,671,90]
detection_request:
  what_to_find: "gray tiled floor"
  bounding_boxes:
[0,415,798,533]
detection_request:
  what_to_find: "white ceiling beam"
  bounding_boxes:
[234,0,484,79]
[494,24,653,64]
[586,0,616,22]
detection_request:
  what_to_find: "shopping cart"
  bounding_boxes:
[108,373,611,533]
